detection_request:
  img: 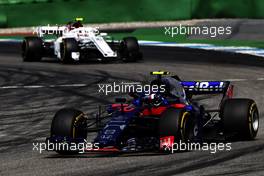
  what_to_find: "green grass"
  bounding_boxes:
[0,36,23,40]
[110,28,186,42]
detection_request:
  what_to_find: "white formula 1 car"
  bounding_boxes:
[22,19,142,63]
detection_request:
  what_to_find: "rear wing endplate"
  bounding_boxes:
[181,81,230,95]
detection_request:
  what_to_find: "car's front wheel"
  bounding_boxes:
[60,38,79,64]
[50,108,87,154]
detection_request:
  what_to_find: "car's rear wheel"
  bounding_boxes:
[120,37,142,62]
[51,108,87,154]
[22,37,43,61]
[221,98,259,140]
[60,38,79,64]
[159,108,199,152]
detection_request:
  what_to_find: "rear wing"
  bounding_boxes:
[181,81,231,95]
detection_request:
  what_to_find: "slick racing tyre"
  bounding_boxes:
[50,108,87,154]
[22,37,43,61]
[221,98,259,140]
[60,38,79,64]
[120,37,142,62]
[159,108,199,152]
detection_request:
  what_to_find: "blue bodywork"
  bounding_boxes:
[94,109,139,147]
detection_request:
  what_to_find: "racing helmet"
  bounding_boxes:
[73,17,83,28]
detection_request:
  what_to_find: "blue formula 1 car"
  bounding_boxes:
[46,71,259,154]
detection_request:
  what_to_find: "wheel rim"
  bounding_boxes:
[193,124,199,137]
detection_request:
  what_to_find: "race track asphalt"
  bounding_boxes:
[0,42,263,176]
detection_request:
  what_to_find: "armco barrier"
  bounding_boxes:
[0,0,264,28]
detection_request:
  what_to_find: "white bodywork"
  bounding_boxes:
[35,26,117,60]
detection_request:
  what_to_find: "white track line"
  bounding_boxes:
[0,84,88,89]
[222,78,247,82]
[257,78,264,81]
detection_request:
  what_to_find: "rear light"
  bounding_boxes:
[160,136,174,151]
